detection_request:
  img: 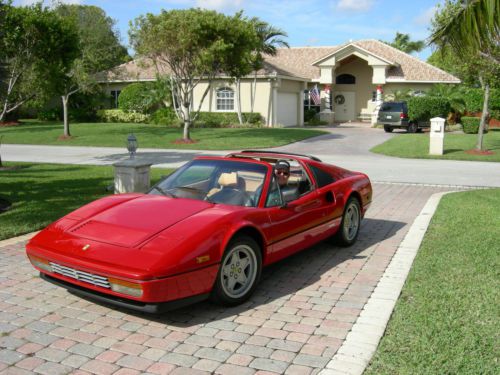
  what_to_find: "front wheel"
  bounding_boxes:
[335,197,361,247]
[211,236,262,306]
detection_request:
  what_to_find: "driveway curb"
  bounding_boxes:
[320,191,454,375]
[0,231,38,247]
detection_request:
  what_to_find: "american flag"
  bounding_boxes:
[309,85,321,106]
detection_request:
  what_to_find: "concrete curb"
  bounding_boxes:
[320,191,454,375]
[0,231,38,247]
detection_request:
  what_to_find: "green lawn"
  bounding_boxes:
[0,120,327,150]
[365,189,500,375]
[371,129,500,162]
[0,162,172,240]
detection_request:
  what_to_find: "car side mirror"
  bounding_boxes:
[280,188,299,207]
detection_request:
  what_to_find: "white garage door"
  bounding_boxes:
[277,92,298,127]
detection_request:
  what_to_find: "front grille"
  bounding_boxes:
[49,263,110,289]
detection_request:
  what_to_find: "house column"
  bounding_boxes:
[299,81,307,127]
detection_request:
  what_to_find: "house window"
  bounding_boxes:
[336,74,356,84]
[216,87,234,111]
[110,90,121,108]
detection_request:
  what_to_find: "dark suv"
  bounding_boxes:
[377,101,428,133]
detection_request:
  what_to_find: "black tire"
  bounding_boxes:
[383,125,393,133]
[211,235,262,306]
[335,197,361,247]
[408,122,418,133]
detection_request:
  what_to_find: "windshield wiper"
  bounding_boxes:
[153,186,176,198]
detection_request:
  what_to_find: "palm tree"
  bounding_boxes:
[387,32,425,54]
[249,20,289,117]
[430,0,500,150]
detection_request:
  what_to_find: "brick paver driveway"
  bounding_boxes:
[0,183,453,375]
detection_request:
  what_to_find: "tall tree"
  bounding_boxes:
[55,4,129,137]
[385,32,425,54]
[249,20,289,116]
[430,0,500,151]
[130,9,259,141]
[0,3,78,122]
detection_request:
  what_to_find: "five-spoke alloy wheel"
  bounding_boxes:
[212,235,262,305]
[336,197,361,246]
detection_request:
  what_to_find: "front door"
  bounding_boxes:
[333,91,355,122]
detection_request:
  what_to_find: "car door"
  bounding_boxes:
[264,165,341,264]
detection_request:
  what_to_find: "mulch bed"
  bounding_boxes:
[0,121,21,127]
[465,149,495,156]
[173,138,198,144]
[57,135,75,141]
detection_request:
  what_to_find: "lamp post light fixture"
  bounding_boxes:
[126,134,138,159]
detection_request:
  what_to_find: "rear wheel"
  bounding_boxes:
[383,125,393,133]
[408,122,418,133]
[335,197,361,247]
[211,235,262,306]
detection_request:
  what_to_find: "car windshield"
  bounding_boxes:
[149,159,268,207]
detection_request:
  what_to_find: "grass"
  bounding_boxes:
[0,120,327,150]
[365,189,500,375]
[371,129,500,162]
[0,162,173,241]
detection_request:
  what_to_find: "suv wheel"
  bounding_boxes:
[408,122,418,133]
[383,125,393,133]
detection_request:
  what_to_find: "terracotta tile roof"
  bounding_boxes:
[99,39,459,83]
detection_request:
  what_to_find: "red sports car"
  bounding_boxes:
[26,151,372,313]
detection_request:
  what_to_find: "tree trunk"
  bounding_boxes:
[476,82,489,151]
[62,95,70,137]
[0,102,7,123]
[0,136,3,167]
[182,104,191,140]
[250,73,257,114]
[236,79,243,125]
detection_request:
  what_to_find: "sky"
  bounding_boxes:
[14,0,444,61]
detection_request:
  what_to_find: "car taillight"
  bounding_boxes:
[108,277,143,297]
[28,255,53,273]
[400,113,408,119]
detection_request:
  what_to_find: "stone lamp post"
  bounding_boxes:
[113,134,152,193]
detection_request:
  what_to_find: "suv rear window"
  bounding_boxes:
[380,102,404,112]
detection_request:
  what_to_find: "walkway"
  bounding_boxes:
[0,183,454,374]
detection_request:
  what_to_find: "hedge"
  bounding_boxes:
[193,112,262,128]
[461,116,489,134]
[408,96,451,122]
[150,107,180,127]
[97,109,150,123]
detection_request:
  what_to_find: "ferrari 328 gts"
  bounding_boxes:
[26,150,372,313]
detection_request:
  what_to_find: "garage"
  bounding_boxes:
[277,92,298,127]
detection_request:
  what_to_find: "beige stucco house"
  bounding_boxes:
[99,39,460,127]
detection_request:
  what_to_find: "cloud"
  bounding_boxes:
[336,0,374,12]
[414,6,437,26]
[195,0,243,11]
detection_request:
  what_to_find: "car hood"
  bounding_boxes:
[67,195,213,248]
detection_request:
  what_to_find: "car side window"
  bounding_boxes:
[265,176,283,207]
[310,165,335,188]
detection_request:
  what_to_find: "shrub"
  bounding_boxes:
[408,96,451,122]
[38,109,61,121]
[461,116,481,134]
[304,109,318,123]
[193,112,262,128]
[118,82,156,114]
[96,109,150,123]
[461,87,500,117]
[150,107,179,127]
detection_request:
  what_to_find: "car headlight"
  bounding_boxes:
[108,277,143,297]
[28,255,53,273]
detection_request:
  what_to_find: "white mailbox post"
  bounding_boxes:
[429,117,445,155]
[113,159,152,194]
